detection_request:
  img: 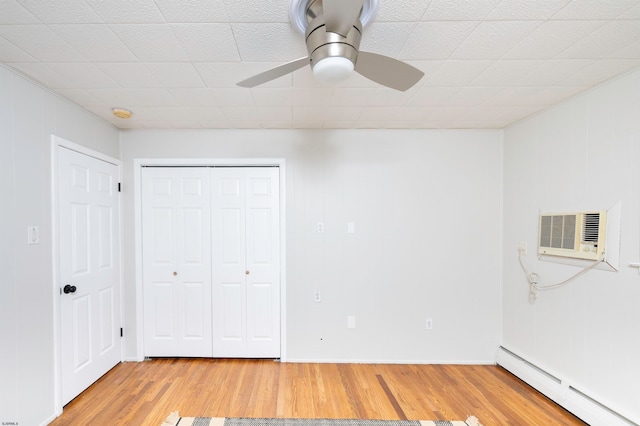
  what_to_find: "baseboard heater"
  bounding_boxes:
[496,346,638,426]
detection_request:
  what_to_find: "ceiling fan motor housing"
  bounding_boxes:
[304,1,362,70]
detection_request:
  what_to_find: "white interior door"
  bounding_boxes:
[141,167,212,357]
[58,147,121,405]
[211,167,280,358]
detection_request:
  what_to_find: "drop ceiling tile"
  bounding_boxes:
[88,88,176,107]
[195,62,254,88]
[0,37,38,62]
[222,0,289,22]
[518,59,594,85]
[17,0,103,23]
[252,88,294,106]
[291,88,334,106]
[377,0,431,21]
[359,106,402,121]
[552,0,639,20]
[50,24,138,62]
[292,107,323,122]
[96,62,161,88]
[155,0,229,23]
[450,21,541,60]
[469,60,546,86]
[444,87,500,106]
[405,86,460,106]
[557,20,640,60]
[484,86,588,106]
[134,106,226,121]
[399,21,479,60]
[85,0,165,23]
[359,22,416,57]
[0,0,39,24]
[232,23,306,61]
[210,88,255,106]
[364,87,415,106]
[607,38,640,59]
[503,20,604,59]
[618,4,640,18]
[0,25,86,62]
[109,24,188,61]
[46,63,119,88]
[423,0,502,20]
[8,62,73,88]
[145,63,205,88]
[171,24,240,61]
[428,105,540,122]
[331,88,378,106]
[557,59,640,86]
[488,0,571,20]
[55,88,105,107]
[323,106,365,121]
[221,106,292,121]
[169,88,253,107]
[422,60,493,86]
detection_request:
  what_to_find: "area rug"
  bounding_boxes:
[161,414,483,426]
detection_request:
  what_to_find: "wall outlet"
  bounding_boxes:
[425,318,433,330]
[518,241,527,255]
[314,290,321,303]
[317,222,325,233]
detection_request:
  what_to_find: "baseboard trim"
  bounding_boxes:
[496,346,638,426]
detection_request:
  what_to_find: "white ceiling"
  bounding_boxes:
[2,0,640,130]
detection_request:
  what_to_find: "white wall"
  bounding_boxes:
[502,68,640,423]
[0,65,119,426]
[120,129,502,363]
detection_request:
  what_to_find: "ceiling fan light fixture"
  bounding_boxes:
[312,56,354,84]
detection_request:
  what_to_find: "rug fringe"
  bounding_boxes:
[161,411,180,426]
[465,416,483,426]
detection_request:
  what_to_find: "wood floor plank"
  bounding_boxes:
[49,359,586,425]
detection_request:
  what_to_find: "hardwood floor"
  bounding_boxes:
[49,359,586,425]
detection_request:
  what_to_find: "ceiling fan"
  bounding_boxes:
[236,0,424,91]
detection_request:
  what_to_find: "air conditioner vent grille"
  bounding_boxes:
[582,213,600,244]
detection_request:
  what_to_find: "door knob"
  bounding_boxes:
[173,271,178,276]
[245,270,250,275]
[63,284,77,294]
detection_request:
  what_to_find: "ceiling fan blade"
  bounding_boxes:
[237,57,309,88]
[323,0,363,37]
[355,51,425,91]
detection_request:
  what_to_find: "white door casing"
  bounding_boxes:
[141,167,213,357]
[58,146,121,406]
[211,167,280,358]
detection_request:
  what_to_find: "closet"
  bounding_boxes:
[141,166,280,358]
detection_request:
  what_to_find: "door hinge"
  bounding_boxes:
[120,327,123,337]
[118,182,122,192]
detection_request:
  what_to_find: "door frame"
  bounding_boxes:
[51,135,123,415]
[133,158,287,361]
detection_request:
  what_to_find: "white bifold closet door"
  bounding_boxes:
[142,166,280,358]
[142,167,213,357]
[211,167,280,358]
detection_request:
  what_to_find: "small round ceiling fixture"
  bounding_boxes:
[289,0,379,34]
[112,107,132,119]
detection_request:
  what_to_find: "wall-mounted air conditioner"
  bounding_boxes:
[538,211,606,261]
